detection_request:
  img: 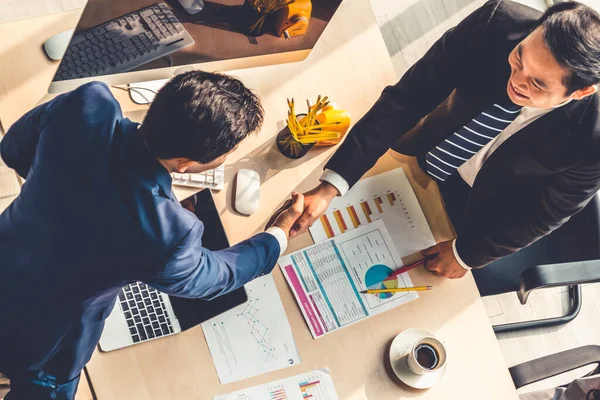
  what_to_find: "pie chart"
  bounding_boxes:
[365,264,396,299]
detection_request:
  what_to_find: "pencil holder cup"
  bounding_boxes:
[279,96,351,159]
[240,1,269,36]
[240,0,293,36]
[276,114,316,159]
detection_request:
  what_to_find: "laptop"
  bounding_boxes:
[99,189,247,352]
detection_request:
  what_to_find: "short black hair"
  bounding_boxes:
[537,1,600,94]
[140,70,263,163]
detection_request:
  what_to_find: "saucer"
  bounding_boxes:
[389,328,448,389]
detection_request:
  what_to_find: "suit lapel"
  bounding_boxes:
[474,98,591,184]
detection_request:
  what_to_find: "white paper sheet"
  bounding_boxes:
[214,369,338,400]
[279,220,418,339]
[202,275,300,384]
[309,168,436,257]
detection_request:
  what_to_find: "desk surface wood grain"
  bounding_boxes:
[0,0,518,398]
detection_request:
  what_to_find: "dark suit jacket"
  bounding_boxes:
[0,82,279,379]
[326,0,600,268]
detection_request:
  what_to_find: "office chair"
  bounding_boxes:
[472,193,600,333]
[510,345,600,396]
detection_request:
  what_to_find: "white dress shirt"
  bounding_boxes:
[456,105,555,186]
[0,134,5,168]
[320,102,569,269]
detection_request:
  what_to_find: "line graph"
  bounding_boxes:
[202,275,300,384]
[238,292,277,362]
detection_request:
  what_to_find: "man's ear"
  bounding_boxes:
[174,159,196,173]
[571,84,598,100]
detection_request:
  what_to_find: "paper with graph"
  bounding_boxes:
[309,168,435,256]
[214,369,338,400]
[201,274,300,384]
[279,220,418,339]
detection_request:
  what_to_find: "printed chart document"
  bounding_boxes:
[202,274,301,384]
[214,369,338,400]
[279,220,418,338]
[309,168,435,256]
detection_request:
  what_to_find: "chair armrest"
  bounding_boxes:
[518,260,600,304]
[509,345,600,389]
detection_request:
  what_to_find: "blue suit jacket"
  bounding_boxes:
[0,82,279,379]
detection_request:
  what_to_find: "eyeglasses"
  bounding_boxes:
[587,389,600,400]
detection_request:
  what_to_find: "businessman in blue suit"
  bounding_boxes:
[0,71,302,399]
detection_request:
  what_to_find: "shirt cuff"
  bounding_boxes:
[452,239,471,270]
[265,227,288,256]
[0,136,5,168]
[320,169,349,196]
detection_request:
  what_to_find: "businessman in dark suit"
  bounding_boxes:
[286,1,600,279]
[0,71,302,399]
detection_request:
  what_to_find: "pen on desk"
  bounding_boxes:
[383,258,426,281]
[361,286,434,294]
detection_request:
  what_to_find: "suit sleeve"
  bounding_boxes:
[325,1,500,187]
[0,93,71,178]
[146,222,281,300]
[0,81,116,179]
[456,162,600,267]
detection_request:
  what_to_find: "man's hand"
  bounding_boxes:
[289,182,339,237]
[422,241,468,279]
[270,192,305,238]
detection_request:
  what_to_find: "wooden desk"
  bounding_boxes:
[0,0,518,398]
[93,0,516,399]
[0,8,83,129]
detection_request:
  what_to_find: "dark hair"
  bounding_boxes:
[140,71,263,163]
[537,1,600,94]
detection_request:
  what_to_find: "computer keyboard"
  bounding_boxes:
[54,3,194,81]
[171,165,225,191]
[118,282,175,343]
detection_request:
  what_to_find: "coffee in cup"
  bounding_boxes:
[407,336,447,376]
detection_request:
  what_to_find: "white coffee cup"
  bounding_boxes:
[406,336,447,376]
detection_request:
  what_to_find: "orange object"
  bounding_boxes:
[273,0,312,38]
[333,210,347,233]
[319,215,335,238]
[346,206,360,228]
[313,104,351,147]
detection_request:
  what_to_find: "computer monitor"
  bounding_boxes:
[48,0,343,93]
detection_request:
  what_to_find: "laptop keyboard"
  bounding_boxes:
[118,282,175,343]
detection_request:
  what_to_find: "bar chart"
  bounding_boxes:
[215,369,338,400]
[310,169,436,258]
[268,385,288,400]
[297,374,336,400]
[318,195,398,240]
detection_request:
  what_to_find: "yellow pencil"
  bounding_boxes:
[298,135,339,143]
[360,286,433,294]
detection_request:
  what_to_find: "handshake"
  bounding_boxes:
[264,179,466,279]
[266,181,340,239]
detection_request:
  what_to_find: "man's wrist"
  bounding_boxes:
[317,181,340,199]
[452,239,471,270]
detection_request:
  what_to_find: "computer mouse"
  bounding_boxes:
[177,0,204,14]
[235,169,260,216]
[43,29,75,61]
